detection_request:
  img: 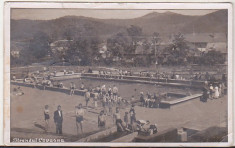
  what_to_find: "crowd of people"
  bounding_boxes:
[139,92,162,108]
[81,83,130,111]
[201,81,226,102]
[93,68,226,83]
[43,103,158,136]
[11,68,227,138]
[41,81,159,136]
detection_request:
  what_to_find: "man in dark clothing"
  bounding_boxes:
[222,73,227,87]
[201,82,209,102]
[153,93,160,108]
[140,92,144,107]
[54,105,63,134]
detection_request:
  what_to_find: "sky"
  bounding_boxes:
[11,9,218,20]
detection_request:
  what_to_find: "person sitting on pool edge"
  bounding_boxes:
[80,82,85,90]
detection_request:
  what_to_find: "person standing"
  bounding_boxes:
[75,104,85,135]
[101,84,106,96]
[129,105,136,125]
[140,92,145,107]
[153,93,159,108]
[98,110,106,128]
[209,84,214,99]
[70,82,75,96]
[113,85,118,100]
[222,73,227,87]
[214,86,220,99]
[85,90,91,107]
[124,112,129,129]
[108,86,112,97]
[201,82,209,102]
[44,105,50,132]
[93,92,98,108]
[113,107,124,132]
[54,105,63,134]
[42,78,47,90]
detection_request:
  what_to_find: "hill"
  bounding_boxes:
[11,10,227,42]
[180,10,227,33]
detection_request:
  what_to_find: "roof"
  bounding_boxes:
[206,42,227,53]
[50,40,73,47]
[184,33,227,43]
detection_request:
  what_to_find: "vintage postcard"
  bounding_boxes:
[2,1,234,147]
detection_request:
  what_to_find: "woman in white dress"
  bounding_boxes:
[214,86,220,99]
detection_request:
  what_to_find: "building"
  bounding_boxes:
[50,39,73,53]
[184,33,227,54]
[11,50,20,58]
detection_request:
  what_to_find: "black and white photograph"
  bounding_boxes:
[2,2,234,146]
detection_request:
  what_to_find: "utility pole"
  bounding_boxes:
[154,39,157,68]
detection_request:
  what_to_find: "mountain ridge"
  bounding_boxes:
[11,10,227,42]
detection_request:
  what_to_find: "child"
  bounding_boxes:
[93,92,98,108]
[140,92,145,107]
[70,82,75,96]
[85,90,91,107]
[209,84,214,99]
[44,105,50,132]
[98,110,106,128]
[129,105,136,125]
[124,112,129,128]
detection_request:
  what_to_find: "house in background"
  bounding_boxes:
[50,39,73,53]
[11,50,20,58]
[185,33,227,54]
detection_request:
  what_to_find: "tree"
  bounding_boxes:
[142,39,151,54]
[15,31,51,65]
[164,33,189,65]
[28,31,51,60]
[65,36,101,66]
[107,32,132,59]
[199,50,225,65]
[126,25,143,54]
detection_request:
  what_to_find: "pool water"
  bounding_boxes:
[59,78,201,101]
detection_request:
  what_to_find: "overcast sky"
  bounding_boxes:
[11,9,218,20]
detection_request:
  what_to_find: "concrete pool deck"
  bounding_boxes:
[10,84,227,142]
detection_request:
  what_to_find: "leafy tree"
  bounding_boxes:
[107,32,132,59]
[199,50,225,65]
[15,31,51,65]
[126,25,143,54]
[65,36,101,66]
[164,33,189,65]
[28,31,51,60]
[142,39,151,54]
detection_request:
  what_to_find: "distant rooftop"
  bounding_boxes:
[184,33,227,43]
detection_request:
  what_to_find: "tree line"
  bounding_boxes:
[11,25,226,67]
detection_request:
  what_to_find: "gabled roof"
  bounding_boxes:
[184,33,227,43]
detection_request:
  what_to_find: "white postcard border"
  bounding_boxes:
[3,1,234,147]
